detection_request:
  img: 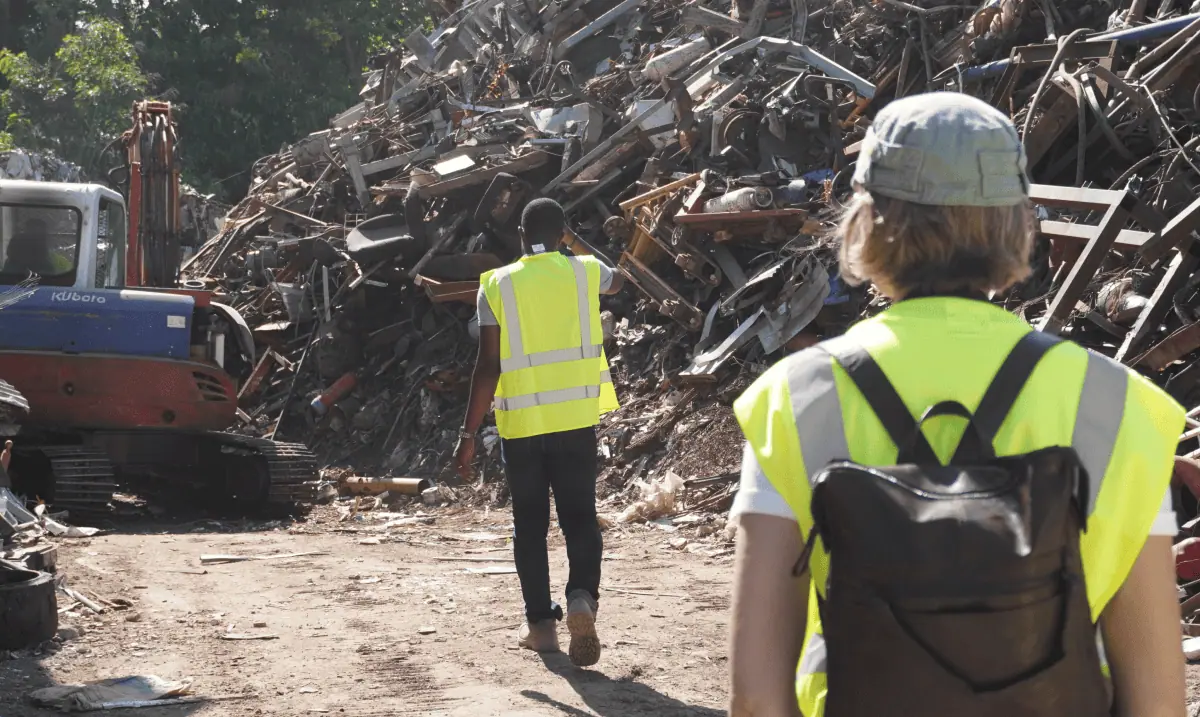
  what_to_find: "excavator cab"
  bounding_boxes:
[0,182,126,289]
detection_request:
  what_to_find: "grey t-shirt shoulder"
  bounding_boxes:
[476,286,498,326]
[474,259,613,327]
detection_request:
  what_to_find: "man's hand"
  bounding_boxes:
[454,435,476,480]
[2,440,12,472]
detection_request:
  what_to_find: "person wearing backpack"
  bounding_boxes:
[727,92,1187,717]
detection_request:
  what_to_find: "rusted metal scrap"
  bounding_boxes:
[176,0,1200,517]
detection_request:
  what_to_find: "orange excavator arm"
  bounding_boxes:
[123,101,181,288]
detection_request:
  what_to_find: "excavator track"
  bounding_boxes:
[210,433,317,508]
[39,446,116,516]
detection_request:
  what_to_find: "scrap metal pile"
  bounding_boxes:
[181,0,1200,512]
[2,149,86,183]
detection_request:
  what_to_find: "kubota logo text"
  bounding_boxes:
[50,291,106,304]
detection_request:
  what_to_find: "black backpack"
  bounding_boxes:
[800,330,1109,716]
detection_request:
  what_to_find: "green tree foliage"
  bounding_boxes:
[0,16,147,174]
[1,0,430,198]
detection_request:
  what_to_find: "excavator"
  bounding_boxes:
[0,101,317,514]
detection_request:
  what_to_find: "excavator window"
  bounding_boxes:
[0,204,80,287]
[96,198,126,289]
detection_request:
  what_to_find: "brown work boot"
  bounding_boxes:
[566,590,600,667]
[517,619,559,653]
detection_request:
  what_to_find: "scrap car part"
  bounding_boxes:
[618,253,704,330]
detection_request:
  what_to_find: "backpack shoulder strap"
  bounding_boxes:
[818,335,939,465]
[949,330,1064,464]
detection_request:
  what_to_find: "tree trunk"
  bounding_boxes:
[343,30,361,85]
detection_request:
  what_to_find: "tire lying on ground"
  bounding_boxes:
[0,567,57,649]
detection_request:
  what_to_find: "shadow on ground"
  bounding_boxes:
[522,653,724,717]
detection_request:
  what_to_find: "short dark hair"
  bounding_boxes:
[520,198,565,248]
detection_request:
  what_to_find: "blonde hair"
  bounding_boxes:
[837,191,1034,299]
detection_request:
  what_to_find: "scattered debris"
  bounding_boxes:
[617,471,685,524]
[435,556,513,562]
[200,551,328,565]
[606,586,688,599]
[29,676,193,712]
[57,585,103,615]
[465,565,520,575]
[41,517,100,539]
[341,476,431,495]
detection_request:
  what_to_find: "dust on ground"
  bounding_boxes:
[0,506,731,716]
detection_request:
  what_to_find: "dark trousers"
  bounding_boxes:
[500,426,602,622]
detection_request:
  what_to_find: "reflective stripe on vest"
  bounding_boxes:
[798,633,827,677]
[495,384,601,411]
[496,258,603,374]
[790,345,1127,679]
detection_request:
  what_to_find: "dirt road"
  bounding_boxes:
[0,507,731,716]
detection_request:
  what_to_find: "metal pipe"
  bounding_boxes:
[553,0,641,60]
[343,476,431,496]
[640,37,713,83]
[959,12,1200,81]
[1127,14,1200,79]
[703,187,774,213]
[1144,18,1200,90]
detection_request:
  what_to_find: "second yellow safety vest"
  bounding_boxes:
[481,252,618,440]
[733,297,1184,717]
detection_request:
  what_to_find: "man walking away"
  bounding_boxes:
[455,198,623,667]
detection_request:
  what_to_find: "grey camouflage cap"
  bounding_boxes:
[852,92,1029,207]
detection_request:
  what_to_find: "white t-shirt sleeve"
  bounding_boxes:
[597,262,613,293]
[730,443,797,522]
[1150,488,1177,536]
[729,441,1179,536]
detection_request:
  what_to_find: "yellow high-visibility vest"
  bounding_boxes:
[481,252,618,440]
[733,297,1184,717]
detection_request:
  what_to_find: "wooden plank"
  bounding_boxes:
[680,5,747,32]
[618,173,702,212]
[1032,182,1162,233]
[1037,220,1155,250]
[674,208,808,226]
[1038,193,1133,335]
[415,151,549,199]
[1030,184,1127,211]
[361,146,437,176]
